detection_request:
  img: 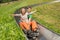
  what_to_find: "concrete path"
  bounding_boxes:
[38,24,60,40]
[29,0,60,7]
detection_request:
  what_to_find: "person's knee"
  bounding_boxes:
[32,20,35,22]
[26,26,30,30]
[32,20,36,23]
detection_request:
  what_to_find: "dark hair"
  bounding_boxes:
[20,7,26,13]
[27,6,32,9]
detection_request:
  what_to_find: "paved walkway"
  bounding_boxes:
[29,0,60,7]
[38,24,60,40]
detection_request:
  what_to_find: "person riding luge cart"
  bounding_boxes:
[25,7,40,40]
[13,7,40,40]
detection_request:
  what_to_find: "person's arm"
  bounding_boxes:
[12,14,21,16]
[30,10,37,14]
[28,10,37,22]
[29,18,31,22]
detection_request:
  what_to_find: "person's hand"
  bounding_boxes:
[11,14,15,16]
[32,9,37,13]
[35,9,37,12]
[8,14,14,17]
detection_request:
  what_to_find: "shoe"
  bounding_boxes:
[23,29,27,34]
[32,37,36,39]
[33,29,39,33]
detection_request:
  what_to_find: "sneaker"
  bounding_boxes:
[23,29,27,34]
[32,37,36,39]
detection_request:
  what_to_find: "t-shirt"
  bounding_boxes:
[16,13,29,23]
[19,11,35,22]
[28,14,32,19]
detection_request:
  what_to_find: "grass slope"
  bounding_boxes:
[32,2,60,34]
[0,1,27,40]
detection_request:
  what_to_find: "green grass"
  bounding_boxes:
[0,1,27,40]
[32,2,60,34]
[0,0,60,40]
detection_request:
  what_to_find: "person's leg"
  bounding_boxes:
[19,22,28,34]
[19,22,30,30]
[19,22,25,30]
[31,20,38,31]
[22,22,30,31]
[29,21,32,30]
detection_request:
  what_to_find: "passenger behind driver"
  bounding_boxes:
[27,7,38,31]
